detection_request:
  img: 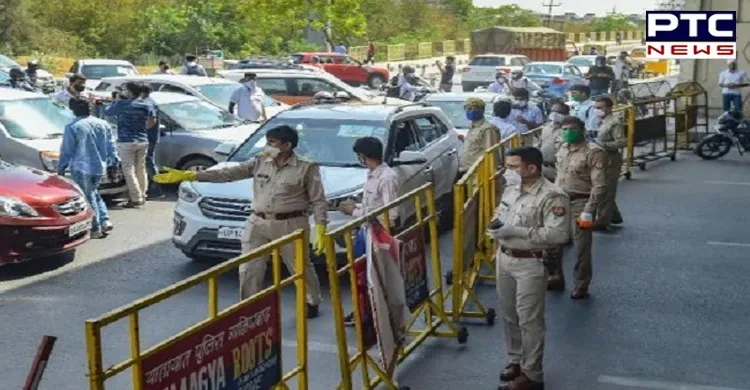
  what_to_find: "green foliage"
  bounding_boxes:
[469,5,543,30]
[589,13,636,32]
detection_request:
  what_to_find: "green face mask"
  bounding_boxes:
[562,128,583,144]
[570,93,581,102]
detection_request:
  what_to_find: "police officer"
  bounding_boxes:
[488,146,570,390]
[592,96,625,229]
[459,97,500,174]
[154,125,326,318]
[338,136,400,326]
[554,116,607,299]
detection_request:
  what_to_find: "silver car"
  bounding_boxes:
[104,92,263,171]
[92,75,288,119]
[0,88,127,196]
[423,92,500,140]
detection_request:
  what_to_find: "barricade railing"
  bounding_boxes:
[666,81,709,148]
[324,182,467,390]
[84,230,310,390]
[625,97,678,172]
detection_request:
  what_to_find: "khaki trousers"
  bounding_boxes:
[548,199,594,288]
[596,150,623,227]
[496,252,547,383]
[240,215,322,305]
[118,142,148,203]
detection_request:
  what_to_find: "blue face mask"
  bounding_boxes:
[465,110,484,121]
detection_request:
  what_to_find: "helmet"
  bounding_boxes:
[27,60,40,69]
[9,68,25,80]
[511,70,523,79]
[402,65,415,75]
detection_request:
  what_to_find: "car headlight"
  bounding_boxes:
[0,196,40,218]
[328,188,363,211]
[40,151,59,172]
[178,182,200,203]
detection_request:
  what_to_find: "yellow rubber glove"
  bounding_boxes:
[311,223,327,256]
[153,167,197,184]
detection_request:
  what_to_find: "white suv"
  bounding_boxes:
[172,101,463,261]
[461,54,530,92]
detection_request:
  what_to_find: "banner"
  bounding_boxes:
[400,226,429,312]
[353,257,378,350]
[366,222,410,378]
[141,292,282,390]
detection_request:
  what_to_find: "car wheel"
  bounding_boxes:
[367,74,386,89]
[179,157,217,172]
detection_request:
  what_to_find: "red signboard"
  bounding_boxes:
[353,256,378,350]
[141,292,282,390]
[400,226,429,312]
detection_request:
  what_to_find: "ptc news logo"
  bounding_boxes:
[646,11,736,59]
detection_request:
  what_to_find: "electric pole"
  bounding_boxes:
[542,1,563,27]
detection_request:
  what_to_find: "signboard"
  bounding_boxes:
[462,196,480,272]
[141,292,282,390]
[353,257,378,350]
[400,226,429,312]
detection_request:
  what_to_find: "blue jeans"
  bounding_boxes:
[146,141,158,179]
[722,93,742,112]
[71,173,109,232]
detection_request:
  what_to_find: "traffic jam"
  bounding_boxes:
[0,25,680,390]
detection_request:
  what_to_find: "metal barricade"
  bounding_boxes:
[324,183,467,390]
[84,230,311,390]
[666,81,709,148]
[626,97,677,172]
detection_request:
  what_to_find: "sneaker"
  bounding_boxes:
[90,231,106,239]
[122,200,144,209]
[307,304,319,319]
[102,221,114,233]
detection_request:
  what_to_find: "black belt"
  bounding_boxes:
[254,211,306,220]
[500,246,545,259]
[567,192,591,201]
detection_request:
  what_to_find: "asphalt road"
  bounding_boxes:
[2,149,749,390]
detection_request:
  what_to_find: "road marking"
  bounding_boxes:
[707,241,750,248]
[704,180,750,186]
[598,375,749,390]
[282,339,356,355]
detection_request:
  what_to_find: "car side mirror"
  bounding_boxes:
[214,142,237,157]
[159,124,168,136]
[393,150,428,166]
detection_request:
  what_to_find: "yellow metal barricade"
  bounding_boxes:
[85,230,311,390]
[324,183,466,390]
[624,98,677,174]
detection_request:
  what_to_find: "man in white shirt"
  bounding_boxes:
[488,72,509,94]
[489,99,520,139]
[55,74,89,106]
[718,60,750,112]
[509,88,544,132]
[612,52,632,95]
[229,73,266,122]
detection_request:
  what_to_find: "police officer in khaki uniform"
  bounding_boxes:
[154,125,327,318]
[459,97,500,174]
[591,96,625,229]
[488,146,570,390]
[554,116,608,299]
[537,101,570,291]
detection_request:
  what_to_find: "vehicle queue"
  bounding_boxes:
[0,49,629,389]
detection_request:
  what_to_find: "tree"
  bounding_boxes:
[469,5,542,30]
[589,13,636,32]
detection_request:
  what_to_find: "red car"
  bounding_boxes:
[0,159,93,265]
[290,52,390,89]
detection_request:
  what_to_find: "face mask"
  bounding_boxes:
[261,145,281,158]
[594,108,606,118]
[465,110,484,121]
[549,112,564,124]
[503,169,522,185]
[245,80,256,89]
[562,129,583,144]
[73,84,85,92]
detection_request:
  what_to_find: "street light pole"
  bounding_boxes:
[542,1,563,27]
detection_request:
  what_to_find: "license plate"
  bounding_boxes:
[217,226,244,241]
[69,219,92,237]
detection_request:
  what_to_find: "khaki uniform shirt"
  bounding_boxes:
[492,178,571,250]
[459,119,500,172]
[195,153,328,224]
[353,163,400,224]
[554,142,608,214]
[538,122,563,164]
[595,114,626,153]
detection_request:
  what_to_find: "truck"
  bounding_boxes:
[470,26,568,62]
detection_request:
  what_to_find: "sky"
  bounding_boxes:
[472,0,659,16]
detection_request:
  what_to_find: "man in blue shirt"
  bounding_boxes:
[570,85,600,138]
[509,88,543,133]
[140,85,165,199]
[105,82,156,208]
[58,98,120,238]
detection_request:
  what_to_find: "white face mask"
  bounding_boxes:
[503,169,522,186]
[261,145,281,158]
[594,108,607,118]
[245,80,256,89]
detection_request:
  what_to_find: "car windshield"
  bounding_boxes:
[0,71,9,84]
[523,64,562,75]
[194,83,281,109]
[159,99,243,130]
[229,117,387,166]
[0,98,73,139]
[568,57,593,67]
[81,65,137,79]
[0,55,20,69]
[427,99,492,129]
